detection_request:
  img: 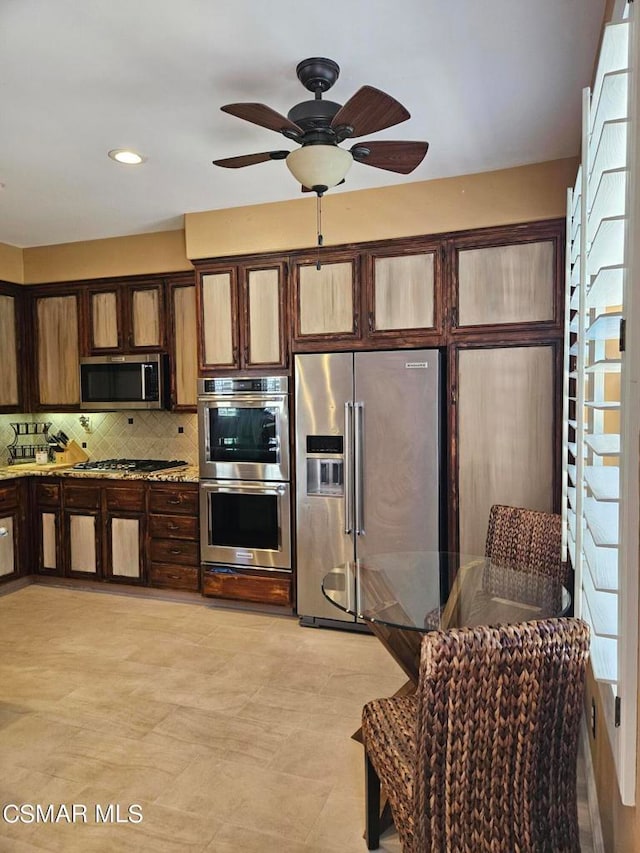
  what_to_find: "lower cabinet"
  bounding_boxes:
[147,483,200,591]
[0,480,26,582]
[104,484,146,583]
[63,481,102,578]
[34,478,147,584]
[34,480,62,575]
[202,566,292,606]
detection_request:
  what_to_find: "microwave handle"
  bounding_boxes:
[140,364,147,400]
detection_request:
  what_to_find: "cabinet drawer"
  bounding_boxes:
[149,486,198,515]
[35,481,60,506]
[149,538,199,566]
[148,562,199,591]
[0,482,18,511]
[149,514,198,540]
[64,483,101,509]
[202,568,292,606]
[105,485,145,512]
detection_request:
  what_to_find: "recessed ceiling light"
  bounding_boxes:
[108,149,145,165]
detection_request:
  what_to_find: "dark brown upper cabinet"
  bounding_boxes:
[85,280,165,354]
[32,289,82,410]
[196,258,288,373]
[448,220,564,340]
[290,250,362,348]
[364,241,443,345]
[166,272,198,410]
[0,283,26,413]
[291,241,444,351]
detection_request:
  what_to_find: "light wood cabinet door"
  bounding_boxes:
[36,294,80,407]
[37,510,61,575]
[106,514,143,582]
[456,345,556,555]
[456,240,556,328]
[0,295,19,407]
[130,284,164,350]
[0,516,16,578]
[293,257,359,343]
[200,269,238,369]
[66,511,99,576]
[243,264,286,368]
[88,289,121,351]
[86,282,164,354]
[368,250,437,338]
[171,282,198,408]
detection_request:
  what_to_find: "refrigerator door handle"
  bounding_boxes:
[354,401,365,535]
[344,402,353,534]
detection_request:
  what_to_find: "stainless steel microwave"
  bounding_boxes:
[80,354,166,410]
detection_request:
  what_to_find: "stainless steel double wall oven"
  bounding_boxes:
[198,376,291,576]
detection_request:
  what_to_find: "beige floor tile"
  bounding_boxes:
[268,728,363,789]
[238,685,370,739]
[0,586,594,853]
[205,823,342,852]
[125,637,236,674]
[152,703,290,767]
[40,693,176,740]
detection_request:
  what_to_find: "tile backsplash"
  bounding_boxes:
[0,411,198,466]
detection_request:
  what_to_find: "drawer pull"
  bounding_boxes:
[167,574,181,580]
[167,498,182,505]
[167,523,180,531]
[170,548,183,555]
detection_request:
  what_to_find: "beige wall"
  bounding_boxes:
[185,158,577,260]
[585,670,640,851]
[3,158,576,284]
[22,229,192,284]
[0,241,24,284]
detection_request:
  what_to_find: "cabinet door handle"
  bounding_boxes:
[354,314,359,334]
[368,312,373,333]
[232,346,239,364]
[243,346,249,364]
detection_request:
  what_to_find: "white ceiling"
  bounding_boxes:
[0,0,605,248]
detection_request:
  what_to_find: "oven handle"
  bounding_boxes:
[200,481,288,496]
[197,395,288,407]
[344,402,353,534]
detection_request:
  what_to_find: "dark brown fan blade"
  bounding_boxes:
[221,103,302,136]
[213,151,290,169]
[351,140,429,174]
[331,86,409,138]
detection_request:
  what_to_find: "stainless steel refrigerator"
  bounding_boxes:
[295,350,442,628]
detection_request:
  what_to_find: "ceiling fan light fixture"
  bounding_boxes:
[286,145,352,193]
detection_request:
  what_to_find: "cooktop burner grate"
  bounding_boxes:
[72,458,189,472]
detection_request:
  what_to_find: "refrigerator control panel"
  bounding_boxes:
[306,435,343,454]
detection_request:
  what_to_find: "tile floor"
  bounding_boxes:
[0,585,594,852]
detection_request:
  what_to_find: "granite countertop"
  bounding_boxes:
[0,464,200,483]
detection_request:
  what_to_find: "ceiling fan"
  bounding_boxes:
[212,57,429,196]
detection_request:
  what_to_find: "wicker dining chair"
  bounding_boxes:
[361,618,590,852]
[484,503,566,583]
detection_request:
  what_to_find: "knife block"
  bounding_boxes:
[55,440,89,465]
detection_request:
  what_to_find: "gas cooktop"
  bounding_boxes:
[72,459,189,472]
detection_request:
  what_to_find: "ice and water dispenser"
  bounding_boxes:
[305,435,344,496]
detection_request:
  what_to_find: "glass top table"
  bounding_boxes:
[322,552,571,683]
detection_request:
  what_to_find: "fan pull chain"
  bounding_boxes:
[316,192,323,271]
